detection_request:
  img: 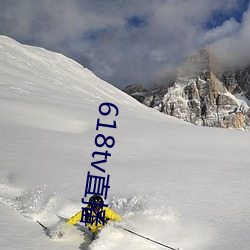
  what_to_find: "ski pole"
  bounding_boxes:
[37,220,48,231]
[122,227,180,250]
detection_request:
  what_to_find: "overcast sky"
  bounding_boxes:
[0,0,249,89]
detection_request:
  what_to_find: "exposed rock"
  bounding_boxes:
[123,49,250,130]
[122,84,147,103]
[123,83,146,95]
[217,66,250,99]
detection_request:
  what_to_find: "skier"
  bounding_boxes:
[66,195,122,239]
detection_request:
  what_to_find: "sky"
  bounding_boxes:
[0,0,249,89]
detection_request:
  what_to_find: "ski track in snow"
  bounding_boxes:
[0,180,211,250]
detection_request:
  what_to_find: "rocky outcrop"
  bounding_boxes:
[123,84,147,103]
[217,66,250,99]
[123,49,250,130]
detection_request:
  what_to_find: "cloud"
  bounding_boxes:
[200,18,240,45]
[0,0,249,88]
[209,4,250,69]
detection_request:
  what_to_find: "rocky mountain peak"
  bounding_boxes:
[177,49,210,78]
[123,49,250,130]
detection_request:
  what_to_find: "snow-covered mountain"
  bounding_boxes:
[124,49,250,130]
[217,65,250,100]
[0,36,250,250]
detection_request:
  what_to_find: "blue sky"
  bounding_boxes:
[206,0,249,29]
[0,0,249,89]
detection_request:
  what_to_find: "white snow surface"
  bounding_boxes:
[0,36,250,250]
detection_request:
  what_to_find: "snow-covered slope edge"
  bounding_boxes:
[0,35,152,130]
[0,36,186,250]
[0,36,250,250]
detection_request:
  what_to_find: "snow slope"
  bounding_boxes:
[0,36,250,250]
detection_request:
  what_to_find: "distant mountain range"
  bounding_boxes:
[123,49,250,130]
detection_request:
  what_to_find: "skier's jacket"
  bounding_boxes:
[67,205,121,233]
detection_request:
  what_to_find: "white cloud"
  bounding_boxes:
[200,18,240,45]
[209,5,250,68]
[0,0,249,88]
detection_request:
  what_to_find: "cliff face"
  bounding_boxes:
[123,49,250,130]
[217,66,250,99]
